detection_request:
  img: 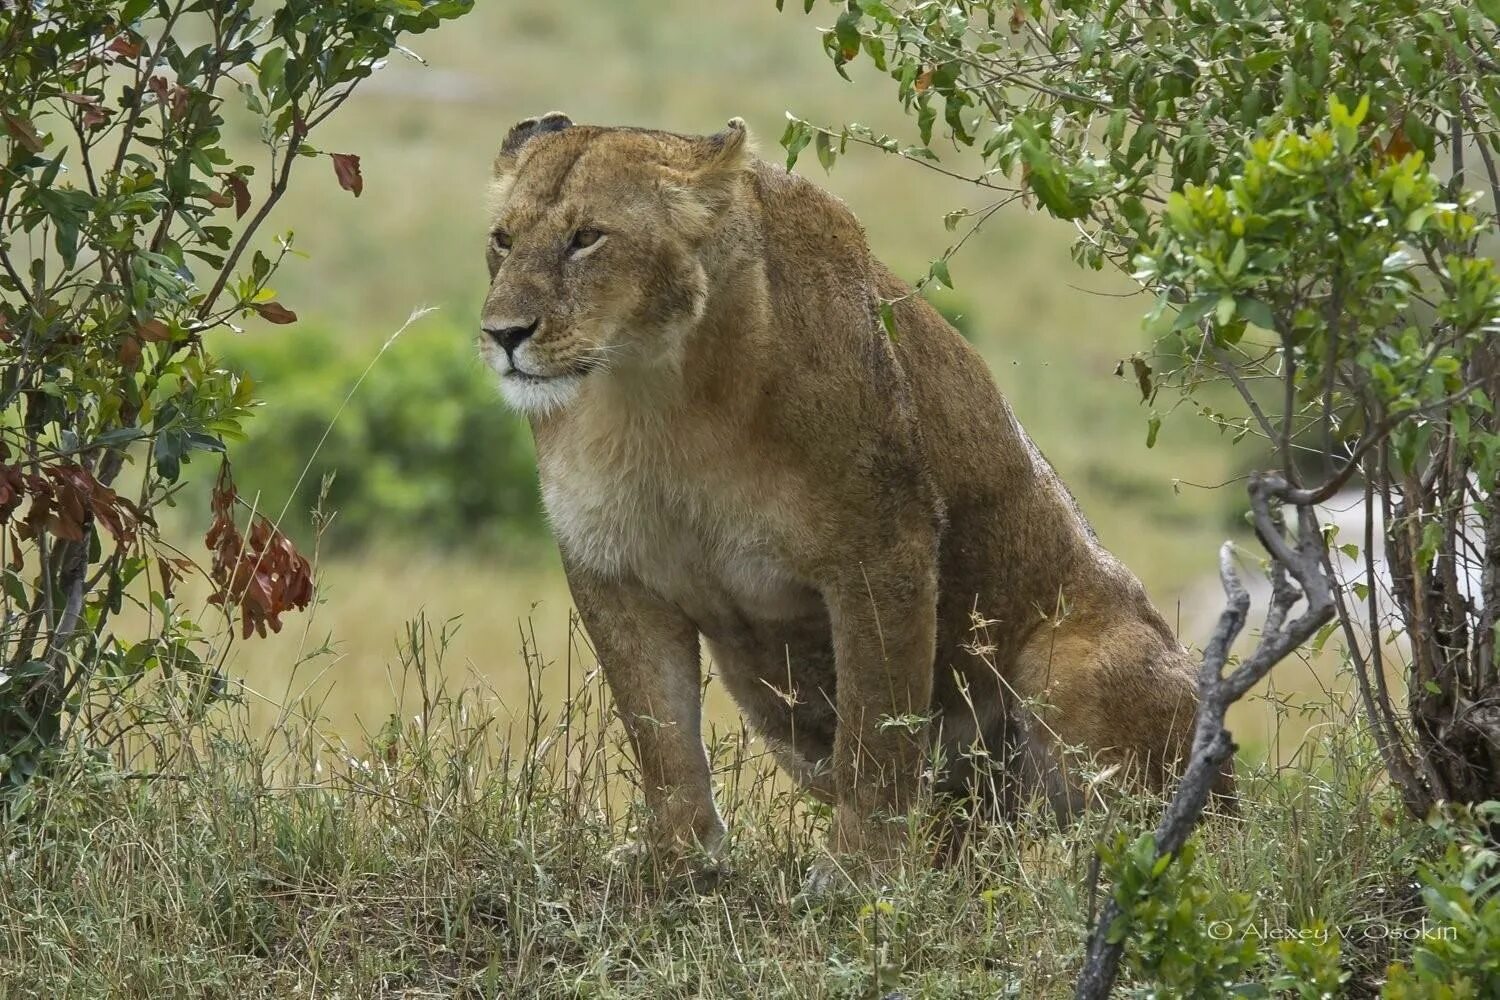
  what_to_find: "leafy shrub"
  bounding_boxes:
[1101,833,1263,996]
[0,0,472,786]
[214,319,546,553]
[1102,803,1500,997]
[1103,829,1357,998]
[1384,803,1500,998]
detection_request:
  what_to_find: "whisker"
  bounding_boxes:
[574,340,627,375]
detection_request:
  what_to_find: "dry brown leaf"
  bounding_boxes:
[331,153,363,197]
[253,301,298,325]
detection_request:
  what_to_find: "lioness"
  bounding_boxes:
[480,113,1204,875]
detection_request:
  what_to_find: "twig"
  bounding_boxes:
[1074,473,1334,999]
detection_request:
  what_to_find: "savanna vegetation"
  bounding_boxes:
[2,0,1498,997]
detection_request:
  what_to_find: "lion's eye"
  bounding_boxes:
[491,229,512,254]
[569,228,604,254]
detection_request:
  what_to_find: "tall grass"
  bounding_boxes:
[0,610,1428,999]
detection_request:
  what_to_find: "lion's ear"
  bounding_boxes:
[660,118,753,231]
[689,117,751,180]
[493,111,573,176]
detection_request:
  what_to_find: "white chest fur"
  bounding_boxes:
[537,410,816,631]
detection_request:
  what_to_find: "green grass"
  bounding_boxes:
[0,616,1434,999]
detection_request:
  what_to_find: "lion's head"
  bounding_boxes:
[480,114,751,415]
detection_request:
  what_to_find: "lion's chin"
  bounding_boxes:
[498,369,585,416]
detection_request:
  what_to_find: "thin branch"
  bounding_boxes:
[1075,473,1334,999]
[195,117,303,317]
[1211,342,1280,445]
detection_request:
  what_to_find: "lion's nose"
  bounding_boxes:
[484,319,538,354]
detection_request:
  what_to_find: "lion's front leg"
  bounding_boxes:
[820,539,938,872]
[564,561,725,871]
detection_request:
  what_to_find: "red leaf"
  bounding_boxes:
[108,34,143,60]
[331,153,363,197]
[80,105,111,130]
[205,463,313,641]
[204,190,234,209]
[169,84,190,121]
[914,68,934,93]
[1383,126,1416,162]
[3,113,43,154]
[137,318,171,342]
[0,463,23,524]
[223,173,251,219]
[118,334,142,371]
[158,557,179,599]
[253,301,298,325]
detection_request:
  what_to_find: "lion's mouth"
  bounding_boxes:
[506,361,592,383]
[495,357,592,416]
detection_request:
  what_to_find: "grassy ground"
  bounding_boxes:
[0,621,1433,999]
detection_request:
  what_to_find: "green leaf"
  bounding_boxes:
[1350,93,1371,126]
[1026,166,1084,219]
[929,258,952,289]
[1453,404,1470,444]
[779,118,812,170]
[1146,412,1162,448]
[814,130,835,172]
[1237,298,1276,331]
[1226,240,1246,277]
[1328,93,1368,153]
[1164,190,1192,231]
[833,10,862,61]
[258,47,287,96]
[1172,296,1216,332]
[1404,204,1437,232]
[1214,295,1236,327]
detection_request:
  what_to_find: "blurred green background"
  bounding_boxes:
[183,1,1311,753]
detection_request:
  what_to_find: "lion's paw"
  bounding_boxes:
[606,838,730,896]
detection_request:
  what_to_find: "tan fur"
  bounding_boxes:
[480,116,1213,867]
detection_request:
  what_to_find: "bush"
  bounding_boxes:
[0,0,472,786]
[1384,803,1500,998]
[213,319,546,554]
